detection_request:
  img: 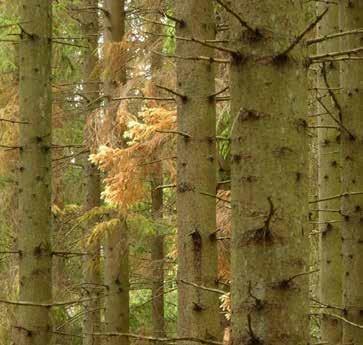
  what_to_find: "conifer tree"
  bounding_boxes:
[175,0,221,342]
[340,1,363,343]
[15,1,53,344]
[81,2,102,344]
[229,1,310,343]
[103,1,129,344]
[316,3,342,343]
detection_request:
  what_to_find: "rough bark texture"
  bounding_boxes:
[229,2,310,344]
[175,0,220,342]
[316,3,342,344]
[15,1,53,344]
[151,164,165,338]
[103,1,130,345]
[104,217,129,345]
[81,2,102,345]
[340,1,363,343]
[149,8,166,336]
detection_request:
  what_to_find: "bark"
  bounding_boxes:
[175,0,220,343]
[15,1,53,344]
[103,2,130,345]
[149,5,166,337]
[229,2,310,344]
[80,2,103,345]
[104,217,129,345]
[316,3,342,344]
[151,164,165,338]
[340,1,363,343]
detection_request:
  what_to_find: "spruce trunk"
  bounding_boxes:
[316,3,342,344]
[175,0,220,342]
[103,1,129,345]
[229,2,310,344]
[340,1,363,343]
[15,1,53,344]
[81,2,102,344]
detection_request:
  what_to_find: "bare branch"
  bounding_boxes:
[307,28,363,45]
[213,0,256,34]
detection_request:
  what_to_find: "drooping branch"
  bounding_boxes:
[316,96,355,139]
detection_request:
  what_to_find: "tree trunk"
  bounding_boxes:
[340,1,363,344]
[229,2,310,344]
[15,1,53,344]
[103,2,130,345]
[175,0,220,342]
[316,3,342,344]
[149,6,166,336]
[80,3,103,345]
[151,164,165,338]
[104,217,129,345]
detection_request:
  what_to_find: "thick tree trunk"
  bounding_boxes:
[15,1,53,345]
[175,1,220,343]
[316,3,342,344]
[340,1,363,344]
[81,3,102,345]
[229,2,310,344]
[103,2,129,345]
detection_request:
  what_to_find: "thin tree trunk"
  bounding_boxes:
[151,164,165,338]
[316,3,342,344]
[103,2,129,345]
[229,2,310,344]
[149,5,166,336]
[104,217,129,345]
[175,0,220,342]
[340,1,363,344]
[81,2,102,345]
[15,1,53,344]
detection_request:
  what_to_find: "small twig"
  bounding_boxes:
[316,96,355,139]
[158,10,185,27]
[312,313,363,329]
[152,50,230,64]
[112,96,175,102]
[277,8,328,57]
[310,46,363,61]
[213,0,256,34]
[208,86,229,101]
[307,28,363,45]
[0,118,29,125]
[199,191,231,206]
[156,130,190,139]
[178,280,226,295]
[155,84,187,102]
[321,63,343,121]
[310,297,345,311]
[154,184,176,191]
[310,191,363,204]
[0,294,107,308]
[52,330,223,345]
